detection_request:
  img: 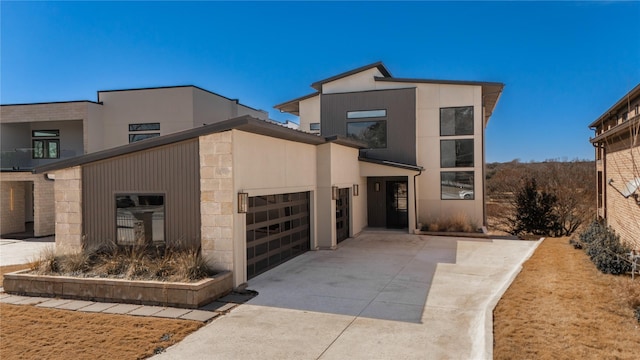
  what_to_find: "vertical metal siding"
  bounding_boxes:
[321,88,417,165]
[82,139,200,249]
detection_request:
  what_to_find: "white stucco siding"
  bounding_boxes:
[413,83,485,227]
[321,68,384,94]
[98,88,195,150]
[298,95,321,133]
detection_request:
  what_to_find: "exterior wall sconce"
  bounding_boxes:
[332,186,339,200]
[238,192,249,213]
[353,184,359,196]
[375,182,381,192]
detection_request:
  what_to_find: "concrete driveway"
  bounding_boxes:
[0,236,54,266]
[154,232,540,360]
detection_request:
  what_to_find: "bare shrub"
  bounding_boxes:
[424,212,477,233]
[29,246,58,274]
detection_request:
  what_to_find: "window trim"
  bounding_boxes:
[346,109,387,119]
[440,171,475,200]
[128,123,160,132]
[440,139,474,168]
[346,120,388,149]
[439,106,474,136]
[115,193,166,246]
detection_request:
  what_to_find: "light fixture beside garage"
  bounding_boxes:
[332,186,339,200]
[353,184,359,196]
[375,182,381,192]
[238,192,249,213]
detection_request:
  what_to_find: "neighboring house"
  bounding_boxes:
[0,86,269,236]
[275,62,504,229]
[589,83,640,249]
[34,62,504,288]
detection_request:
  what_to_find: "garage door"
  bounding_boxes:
[246,191,310,279]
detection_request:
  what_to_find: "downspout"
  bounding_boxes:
[413,168,423,231]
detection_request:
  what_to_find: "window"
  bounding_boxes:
[441,139,474,167]
[309,123,320,131]
[129,123,160,143]
[129,133,160,143]
[116,194,165,246]
[347,121,387,148]
[32,130,60,159]
[440,106,473,136]
[347,109,387,119]
[129,123,160,131]
[441,171,474,200]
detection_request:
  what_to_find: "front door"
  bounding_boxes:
[386,181,408,228]
[336,188,350,243]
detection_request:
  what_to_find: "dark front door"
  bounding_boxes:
[336,188,350,243]
[386,181,408,228]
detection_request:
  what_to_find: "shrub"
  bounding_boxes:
[508,178,560,236]
[29,246,58,274]
[423,212,478,233]
[581,221,632,275]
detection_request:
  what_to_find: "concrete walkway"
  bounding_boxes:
[0,292,246,322]
[0,236,54,266]
[154,232,540,360]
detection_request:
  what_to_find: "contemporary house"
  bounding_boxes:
[589,83,640,249]
[0,86,269,237]
[275,62,504,229]
[28,62,505,287]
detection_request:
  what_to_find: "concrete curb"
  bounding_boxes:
[480,237,544,359]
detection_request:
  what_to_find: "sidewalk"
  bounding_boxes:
[0,236,54,266]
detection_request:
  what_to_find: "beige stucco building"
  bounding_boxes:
[1,86,268,236]
[276,62,503,229]
[589,83,640,249]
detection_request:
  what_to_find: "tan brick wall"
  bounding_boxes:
[53,166,83,254]
[0,172,55,236]
[0,180,25,234]
[1,102,89,123]
[199,131,235,272]
[605,141,640,249]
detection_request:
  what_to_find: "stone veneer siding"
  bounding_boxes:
[0,172,55,236]
[0,180,26,234]
[54,166,83,254]
[199,131,235,272]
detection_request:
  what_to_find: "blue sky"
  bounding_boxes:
[2,1,639,163]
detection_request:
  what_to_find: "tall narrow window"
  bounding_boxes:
[32,130,60,159]
[128,123,160,143]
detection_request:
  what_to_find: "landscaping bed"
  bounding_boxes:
[3,270,232,308]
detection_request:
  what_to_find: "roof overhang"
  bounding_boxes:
[590,115,639,144]
[311,61,391,91]
[273,91,319,116]
[589,83,640,128]
[375,77,504,126]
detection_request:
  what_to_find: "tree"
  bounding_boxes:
[508,178,560,236]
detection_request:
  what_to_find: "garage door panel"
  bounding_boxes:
[246,191,310,279]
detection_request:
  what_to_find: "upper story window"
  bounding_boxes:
[347,109,387,119]
[347,121,387,148]
[310,123,320,131]
[129,123,160,143]
[440,106,473,136]
[32,130,59,159]
[441,139,474,168]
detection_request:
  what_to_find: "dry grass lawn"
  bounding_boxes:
[0,264,203,360]
[494,237,640,359]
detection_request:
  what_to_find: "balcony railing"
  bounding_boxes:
[1,148,79,171]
